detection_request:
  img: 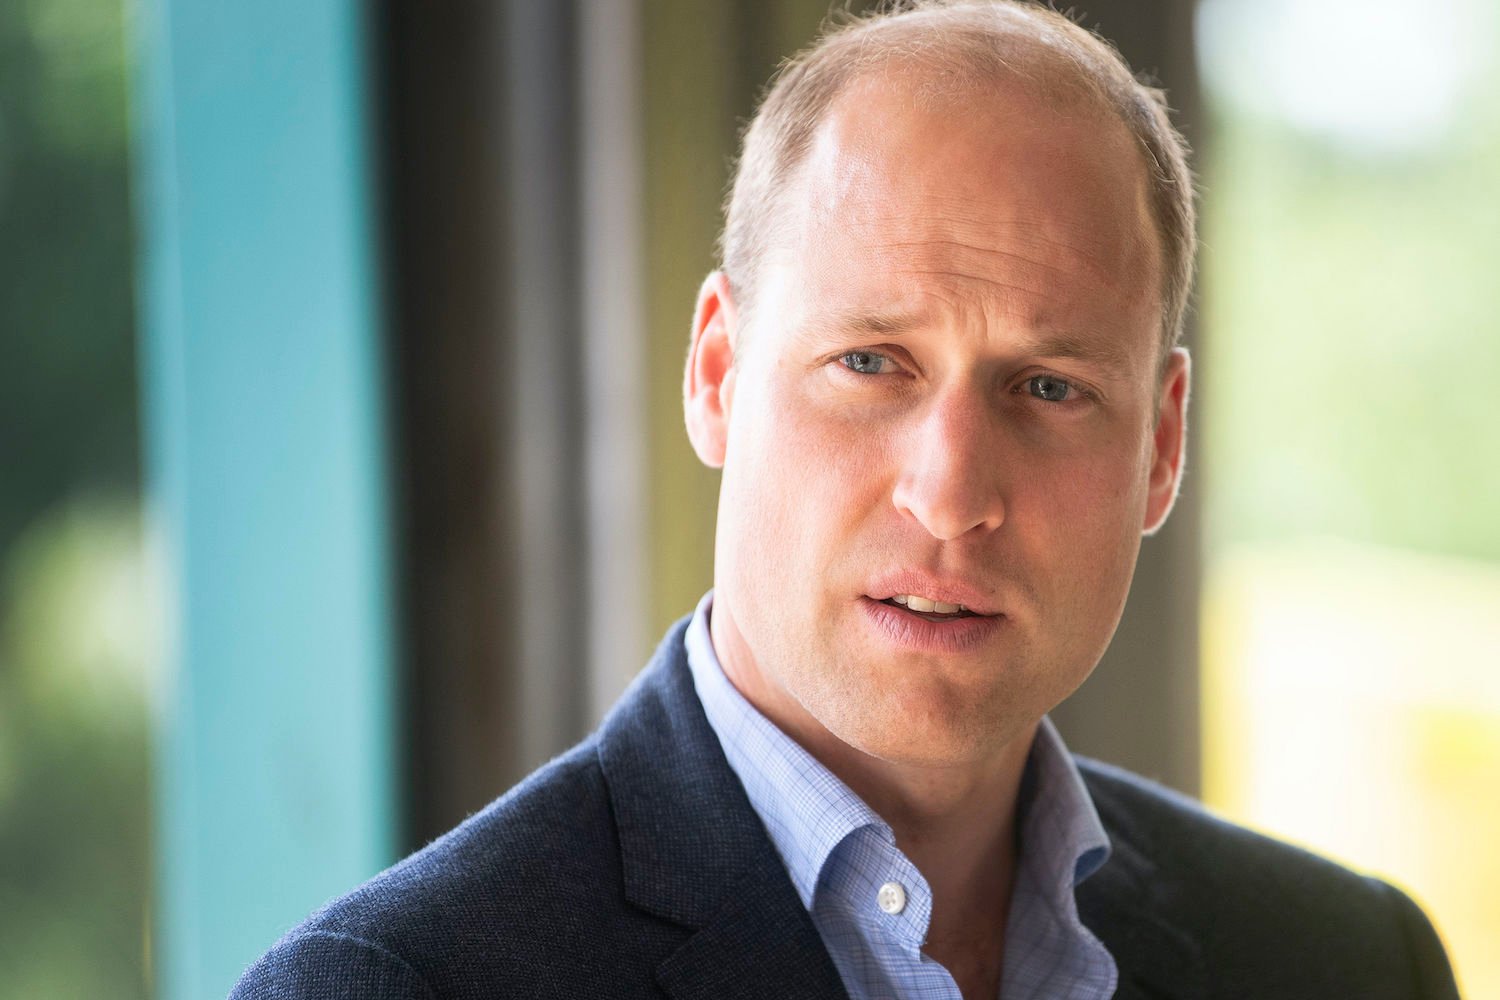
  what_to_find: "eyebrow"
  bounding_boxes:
[1012,332,1139,372]
[816,307,924,336]
[811,308,1141,373]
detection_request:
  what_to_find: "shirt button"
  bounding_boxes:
[876,881,907,915]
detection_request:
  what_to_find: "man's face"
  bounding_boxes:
[686,73,1189,772]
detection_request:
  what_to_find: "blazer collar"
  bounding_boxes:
[596,621,1206,1000]
[1076,767,1207,1000]
[596,619,850,1000]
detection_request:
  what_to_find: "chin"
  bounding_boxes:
[849,725,1002,770]
[824,681,1030,769]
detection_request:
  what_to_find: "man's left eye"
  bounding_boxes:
[1026,375,1077,402]
[839,351,891,375]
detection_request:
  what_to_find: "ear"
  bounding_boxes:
[1142,347,1190,535]
[683,271,741,469]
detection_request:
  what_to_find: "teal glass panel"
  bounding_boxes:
[131,1,396,997]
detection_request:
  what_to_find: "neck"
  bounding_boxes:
[785,695,1034,1000]
[814,719,1033,992]
[709,603,1036,998]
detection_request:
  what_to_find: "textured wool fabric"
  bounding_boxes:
[230,617,1461,1000]
[683,591,1116,999]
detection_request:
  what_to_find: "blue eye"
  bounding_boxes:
[1027,375,1076,402]
[840,351,890,375]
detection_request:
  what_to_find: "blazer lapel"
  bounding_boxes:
[654,862,850,1000]
[597,621,850,1000]
[1076,787,1206,1000]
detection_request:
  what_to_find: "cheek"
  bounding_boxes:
[726,373,895,536]
[1007,438,1150,576]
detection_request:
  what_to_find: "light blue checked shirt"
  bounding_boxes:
[685,591,1119,1000]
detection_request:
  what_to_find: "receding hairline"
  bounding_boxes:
[719,0,1198,363]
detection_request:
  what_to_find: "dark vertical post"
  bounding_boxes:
[379,0,606,847]
[499,0,591,775]
[380,0,519,848]
[385,2,655,767]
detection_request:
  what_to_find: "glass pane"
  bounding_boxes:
[1198,0,1500,995]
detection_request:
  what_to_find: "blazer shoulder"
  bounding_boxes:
[1077,754,1386,896]
[340,738,618,930]
[232,739,671,998]
[1075,756,1459,999]
[230,929,436,1000]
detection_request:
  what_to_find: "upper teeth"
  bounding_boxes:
[892,594,966,614]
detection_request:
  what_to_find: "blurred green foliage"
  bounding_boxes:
[0,503,152,998]
[1200,55,1500,562]
[0,0,138,552]
[0,0,148,996]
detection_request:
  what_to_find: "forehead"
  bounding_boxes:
[767,69,1161,346]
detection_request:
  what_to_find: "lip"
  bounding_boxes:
[859,596,1008,653]
[864,571,1002,616]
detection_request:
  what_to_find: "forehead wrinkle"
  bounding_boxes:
[901,270,1054,311]
[868,219,1143,292]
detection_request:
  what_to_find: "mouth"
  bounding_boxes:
[879,594,981,623]
[860,594,1006,653]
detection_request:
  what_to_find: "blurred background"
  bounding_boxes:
[0,0,1495,997]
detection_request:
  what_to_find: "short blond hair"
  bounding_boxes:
[719,0,1197,357]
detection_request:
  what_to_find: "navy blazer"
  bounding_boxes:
[232,619,1460,999]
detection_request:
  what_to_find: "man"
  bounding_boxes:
[233,2,1460,998]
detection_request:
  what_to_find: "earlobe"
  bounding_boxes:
[1142,347,1191,536]
[683,271,740,469]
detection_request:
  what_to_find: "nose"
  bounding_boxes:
[891,387,1007,541]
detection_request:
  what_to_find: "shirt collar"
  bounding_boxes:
[1020,712,1113,890]
[685,590,888,910]
[684,589,1111,908]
